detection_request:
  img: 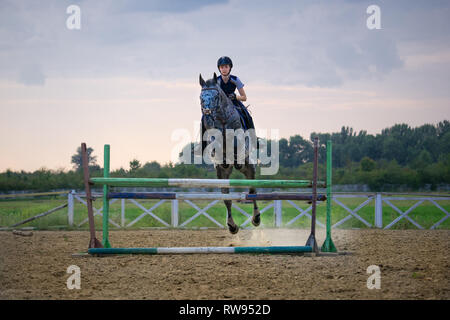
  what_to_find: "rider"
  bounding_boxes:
[216,56,255,130]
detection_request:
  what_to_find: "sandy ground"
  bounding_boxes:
[0,228,448,300]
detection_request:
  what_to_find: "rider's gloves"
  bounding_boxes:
[228,93,237,100]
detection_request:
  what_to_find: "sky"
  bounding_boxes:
[0,0,449,171]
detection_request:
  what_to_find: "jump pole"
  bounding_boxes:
[90,178,325,189]
[107,192,327,201]
[89,246,312,255]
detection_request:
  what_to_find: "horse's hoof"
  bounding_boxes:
[227,223,239,234]
[252,213,261,227]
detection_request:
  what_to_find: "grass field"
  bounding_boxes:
[0,193,449,230]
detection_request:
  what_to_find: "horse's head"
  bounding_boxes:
[199,73,229,125]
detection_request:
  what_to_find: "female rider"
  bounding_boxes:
[216,56,255,130]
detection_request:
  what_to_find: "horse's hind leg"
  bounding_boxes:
[250,186,260,227]
[216,164,239,234]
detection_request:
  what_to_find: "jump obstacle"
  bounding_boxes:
[82,137,337,255]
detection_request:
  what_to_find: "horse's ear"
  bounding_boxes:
[199,74,206,87]
[213,72,218,84]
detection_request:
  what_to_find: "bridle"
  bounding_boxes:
[201,86,228,154]
[200,87,220,115]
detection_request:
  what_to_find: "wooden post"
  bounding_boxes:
[81,143,103,249]
[171,199,179,227]
[274,200,282,227]
[321,140,337,252]
[121,198,125,227]
[68,190,74,226]
[305,137,319,253]
[375,193,383,228]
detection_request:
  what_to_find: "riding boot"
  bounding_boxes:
[236,101,255,130]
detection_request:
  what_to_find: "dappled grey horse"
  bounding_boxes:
[199,73,260,234]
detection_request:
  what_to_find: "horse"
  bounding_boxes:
[199,72,260,234]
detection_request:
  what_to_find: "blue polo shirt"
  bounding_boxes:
[217,74,244,95]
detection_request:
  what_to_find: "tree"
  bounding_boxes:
[411,150,432,170]
[143,161,161,171]
[129,159,141,172]
[279,135,313,167]
[71,146,98,171]
[289,135,313,166]
[361,157,376,172]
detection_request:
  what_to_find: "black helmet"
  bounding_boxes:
[217,56,233,69]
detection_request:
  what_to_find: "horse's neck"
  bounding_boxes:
[216,99,233,122]
[211,87,239,126]
[219,98,232,113]
[215,88,229,111]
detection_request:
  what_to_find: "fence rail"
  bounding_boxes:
[0,191,69,199]
[68,191,450,230]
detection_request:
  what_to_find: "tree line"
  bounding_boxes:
[0,121,449,192]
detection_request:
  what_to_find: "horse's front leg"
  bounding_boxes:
[224,197,239,234]
[216,164,239,234]
[240,163,260,227]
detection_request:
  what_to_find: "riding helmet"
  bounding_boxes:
[217,56,233,69]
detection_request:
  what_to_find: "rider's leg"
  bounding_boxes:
[237,101,255,130]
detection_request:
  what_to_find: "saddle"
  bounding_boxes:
[233,101,255,131]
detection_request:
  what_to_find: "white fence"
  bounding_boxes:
[67,191,450,230]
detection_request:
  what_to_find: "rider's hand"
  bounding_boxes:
[228,93,237,100]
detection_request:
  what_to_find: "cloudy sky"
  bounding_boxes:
[0,0,449,171]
